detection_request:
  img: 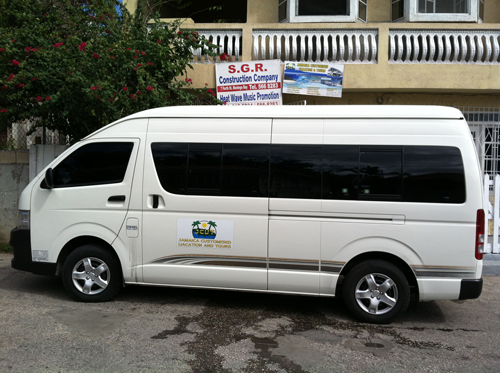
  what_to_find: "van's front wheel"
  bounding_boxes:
[342,260,410,324]
[62,245,122,302]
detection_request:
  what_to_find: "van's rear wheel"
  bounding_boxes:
[62,245,122,302]
[342,260,410,324]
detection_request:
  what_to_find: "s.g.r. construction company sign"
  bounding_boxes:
[216,60,282,106]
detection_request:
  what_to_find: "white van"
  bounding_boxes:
[10,105,484,324]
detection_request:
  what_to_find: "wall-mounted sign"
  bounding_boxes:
[283,61,344,98]
[216,60,282,106]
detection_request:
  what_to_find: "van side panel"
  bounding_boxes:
[320,118,482,299]
[268,119,323,294]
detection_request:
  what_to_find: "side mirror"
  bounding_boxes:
[44,168,54,189]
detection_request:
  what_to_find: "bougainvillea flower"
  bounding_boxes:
[46,96,51,101]
[11,60,20,66]
[78,42,87,52]
[148,62,154,66]
[123,87,128,91]
[146,85,153,92]
[36,96,42,102]
[140,51,146,56]
[93,52,101,59]
[0,109,6,113]
[207,89,215,97]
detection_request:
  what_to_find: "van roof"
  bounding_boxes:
[85,105,464,139]
[125,105,463,120]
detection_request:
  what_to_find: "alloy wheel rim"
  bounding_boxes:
[71,257,110,295]
[354,273,398,315]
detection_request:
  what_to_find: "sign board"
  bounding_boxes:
[216,60,282,106]
[283,61,344,98]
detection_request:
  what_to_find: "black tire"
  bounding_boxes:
[62,244,122,302]
[342,260,410,324]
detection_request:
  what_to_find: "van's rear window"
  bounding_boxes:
[151,143,466,204]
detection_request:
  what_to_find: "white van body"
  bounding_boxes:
[10,106,484,323]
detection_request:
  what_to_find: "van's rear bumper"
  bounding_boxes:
[10,228,56,276]
[459,278,483,300]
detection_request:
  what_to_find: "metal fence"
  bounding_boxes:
[1,120,68,150]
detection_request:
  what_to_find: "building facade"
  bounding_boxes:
[124,0,499,174]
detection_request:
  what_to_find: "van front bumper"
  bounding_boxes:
[10,228,56,276]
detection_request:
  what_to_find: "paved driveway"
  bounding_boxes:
[1,253,499,373]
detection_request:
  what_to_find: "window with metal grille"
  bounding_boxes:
[458,107,500,176]
[391,0,483,22]
[278,0,367,23]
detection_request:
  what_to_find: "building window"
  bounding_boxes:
[391,0,483,22]
[279,0,367,23]
[160,0,247,23]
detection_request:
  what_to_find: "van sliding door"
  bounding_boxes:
[141,117,271,290]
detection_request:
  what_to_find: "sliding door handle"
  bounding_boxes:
[108,195,126,202]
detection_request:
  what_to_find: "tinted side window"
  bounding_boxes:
[52,142,133,188]
[403,146,465,203]
[151,143,188,194]
[359,147,402,201]
[323,146,359,200]
[187,143,222,195]
[152,143,270,197]
[222,144,270,197]
[270,145,322,199]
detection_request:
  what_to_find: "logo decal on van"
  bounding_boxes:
[177,219,234,249]
[192,220,217,239]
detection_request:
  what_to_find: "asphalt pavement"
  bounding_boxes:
[1,253,499,373]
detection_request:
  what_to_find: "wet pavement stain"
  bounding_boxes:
[151,292,456,372]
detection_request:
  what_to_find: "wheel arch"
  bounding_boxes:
[338,251,419,297]
[56,236,121,276]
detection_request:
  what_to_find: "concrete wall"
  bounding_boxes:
[0,151,29,243]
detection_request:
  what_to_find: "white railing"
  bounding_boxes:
[484,174,500,254]
[186,29,242,63]
[389,29,500,64]
[253,29,378,63]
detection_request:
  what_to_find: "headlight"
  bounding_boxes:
[18,210,30,229]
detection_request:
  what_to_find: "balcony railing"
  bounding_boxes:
[389,29,500,64]
[252,29,378,63]
[187,29,243,63]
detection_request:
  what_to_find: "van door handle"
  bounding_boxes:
[152,195,159,209]
[108,195,126,202]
